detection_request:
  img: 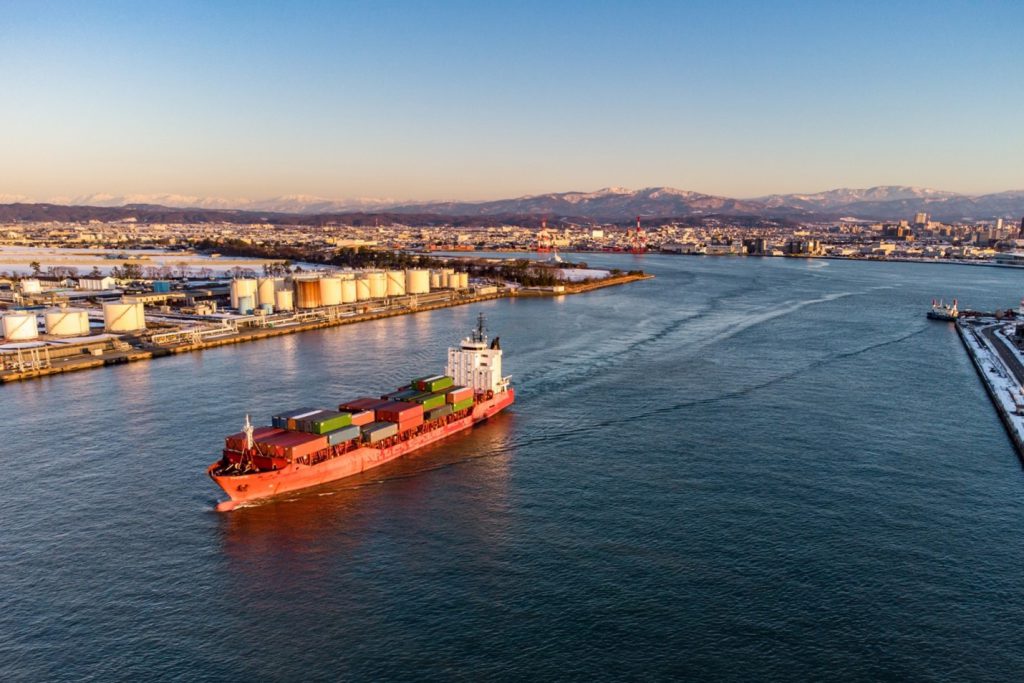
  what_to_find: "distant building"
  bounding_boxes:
[914,212,929,226]
[77,276,116,291]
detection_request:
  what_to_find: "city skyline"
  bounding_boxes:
[3,1,1023,200]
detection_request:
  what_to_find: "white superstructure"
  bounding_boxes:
[446,314,510,395]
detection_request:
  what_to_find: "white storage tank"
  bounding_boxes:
[458,272,469,289]
[386,271,406,297]
[274,289,294,312]
[44,308,90,337]
[2,312,39,340]
[341,279,357,304]
[405,269,430,294]
[295,279,322,309]
[367,272,387,299]
[319,277,343,306]
[355,277,371,301]
[430,271,442,289]
[103,302,146,333]
[230,278,257,309]
[257,278,278,307]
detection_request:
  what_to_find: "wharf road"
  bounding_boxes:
[981,325,1024,386]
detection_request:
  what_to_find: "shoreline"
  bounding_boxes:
[0,274,651,384]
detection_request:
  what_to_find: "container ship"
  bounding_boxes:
[208,314,513,511]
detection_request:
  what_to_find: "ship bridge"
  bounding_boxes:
[446,313,510,395]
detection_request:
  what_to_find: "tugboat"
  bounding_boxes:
[927,298,959,321]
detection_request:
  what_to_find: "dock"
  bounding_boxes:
[0,273,652,384]
[956,317,1024,458]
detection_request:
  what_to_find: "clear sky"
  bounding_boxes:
[1,0,1022,202]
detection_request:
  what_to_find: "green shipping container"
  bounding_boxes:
[306,410,352,434]
[419,393,446,411]
[451,397,474,413]
[420,376,454,393]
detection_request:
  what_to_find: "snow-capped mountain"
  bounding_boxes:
[7,185,1024,221]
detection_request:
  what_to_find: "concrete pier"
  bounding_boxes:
[956,317,1024,458]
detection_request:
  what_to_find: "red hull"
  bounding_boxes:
[209,389,514,511]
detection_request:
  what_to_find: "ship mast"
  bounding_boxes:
[244,414,254,450]
[472,312,487,344]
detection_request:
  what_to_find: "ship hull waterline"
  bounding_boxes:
[209,389,514,511]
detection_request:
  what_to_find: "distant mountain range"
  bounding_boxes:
[2,186,1023,223]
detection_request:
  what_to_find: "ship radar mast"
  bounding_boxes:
[472,312,487,344]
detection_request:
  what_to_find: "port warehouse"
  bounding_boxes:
[221,375,478,471]
[0,268,488,373]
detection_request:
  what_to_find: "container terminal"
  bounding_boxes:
[934,298,1024,458]
[0,267,649,383]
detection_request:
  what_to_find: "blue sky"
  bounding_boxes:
[1,0,1022,201]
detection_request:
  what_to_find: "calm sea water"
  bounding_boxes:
[2,256,1023,681]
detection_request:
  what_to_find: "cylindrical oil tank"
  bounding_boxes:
[274,289,294,312]
[230,278,257,309]
[386,270,406,297]
[406,269,430,294]
[295,279,322,309]
[457,272,469,289]
[257,278,278,307]
[103,302,145,333]
[341,279,357,304]
[430,271,442,289]
[2,312,39,340]
[355,277,371,301]
[367,272,387,299]
[44,308,90,337]
[237,295,255,315]
[319,277,343,306]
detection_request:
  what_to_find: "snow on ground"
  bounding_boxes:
[556,268,611,282]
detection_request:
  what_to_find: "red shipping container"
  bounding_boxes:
[340,397,391,413]
[256,431,327,460]
[225,426,282,451]
[349,410,374,426]
[446,387,473,404]
[376,401,424,424]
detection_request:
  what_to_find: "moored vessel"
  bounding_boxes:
[208,314,513,510]
[927,298,959,321]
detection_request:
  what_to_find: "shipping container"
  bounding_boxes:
[362,421,398,444]
[425,404,453,421]
[396,413,424,432]
[413,375,454,393]
[325,424,361,446]
[340,397,392,413]
[418,393,446,411]
[349,410,375,426]
[255,431,328,459]
[383,388,421,401]
[271,407,318,430]
[451,397,474,413]
[225,426,282,451]
[376,401,424,424]
[295,409,352,435]
[446,386,473,404]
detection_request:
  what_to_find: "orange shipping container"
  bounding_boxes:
[349,410,375,426]
[446,387,473,404]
